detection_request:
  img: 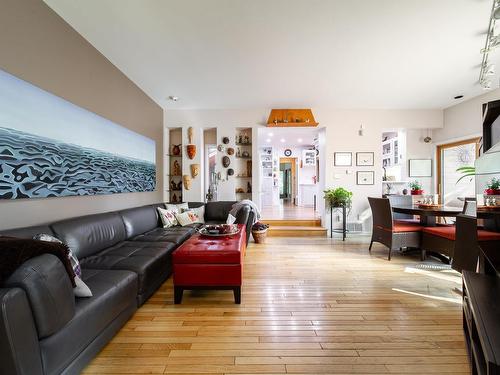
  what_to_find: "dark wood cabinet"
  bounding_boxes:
[463,271,500,374]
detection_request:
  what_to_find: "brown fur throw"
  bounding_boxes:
[0,237,76,287]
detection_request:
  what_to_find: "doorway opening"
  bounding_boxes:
[258,127,321,220]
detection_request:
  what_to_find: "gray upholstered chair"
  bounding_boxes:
[368,197,423,260]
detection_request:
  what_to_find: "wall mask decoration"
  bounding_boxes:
[186,144,196,159]
[183,174,192,190]
[190,163,200,178]
[217,144,224,152]
[187,126,194,144]
[227,147,234,155]
[0,69,156,199]
[222,156,230,168]
[222,136,230,144]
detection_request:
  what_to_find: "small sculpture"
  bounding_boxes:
[247,182,252,193]
[222,156,230,168]
[170,180,177,190]
[183,174,192,190]
[227,147,234,156]
[172,193,178,203]
[172,144,181,156]
[173,160,181,175]
[236,148,241,157]
[188,127,194,144]
[222,136,230,144]
[190,164,200,178]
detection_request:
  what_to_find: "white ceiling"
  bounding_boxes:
[45,0,493,110]
[257,127,318,148]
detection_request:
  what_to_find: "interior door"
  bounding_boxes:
[437,138,480,207]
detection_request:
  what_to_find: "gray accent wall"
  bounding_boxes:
[0,0,163,230]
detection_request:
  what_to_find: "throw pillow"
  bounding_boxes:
[33,233,92,298]
[165,202,189,213]
[182,206,205,224]
[175,211,199,226]
[157,207,178,227]
[226,214,236,224]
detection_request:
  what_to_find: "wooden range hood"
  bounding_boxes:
[266,109,318,127]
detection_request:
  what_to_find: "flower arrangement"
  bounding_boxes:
[486,177,500,195]
[409,180,423,195]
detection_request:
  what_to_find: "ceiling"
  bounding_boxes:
[45,0,493,110]
[257,127,318,148]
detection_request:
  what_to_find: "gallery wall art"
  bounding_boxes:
[0,69,156,200]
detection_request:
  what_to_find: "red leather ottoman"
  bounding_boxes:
[172,224,246,304]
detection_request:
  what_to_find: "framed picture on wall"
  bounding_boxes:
[334,152,352,166]
[409,159,432,177]
[357,171,374,185]
[356,152,374,166]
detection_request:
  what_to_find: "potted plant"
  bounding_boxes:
[409,180,424,195]
[251,222,269,244]
[485,177,500,195]
[323,187,353,209]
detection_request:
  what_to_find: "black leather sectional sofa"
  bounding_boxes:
[0,201,253,375]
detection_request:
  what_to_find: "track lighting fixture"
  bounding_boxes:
[479,0,500,90]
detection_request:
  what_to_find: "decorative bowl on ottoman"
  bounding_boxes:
[251,222,269,244]
[199,224,240,237]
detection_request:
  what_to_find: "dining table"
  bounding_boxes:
[391,204,463,226]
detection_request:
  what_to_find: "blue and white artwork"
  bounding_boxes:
[0,69,156,199]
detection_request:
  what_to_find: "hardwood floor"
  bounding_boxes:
[83,236,468,374]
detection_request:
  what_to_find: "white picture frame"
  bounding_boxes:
[409,159,432,177]
[356,152,374,166]
[334,152,352,166]
[357,171,375,185]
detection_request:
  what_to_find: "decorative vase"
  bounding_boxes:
[190,164,200,178]
[186,144,196,160]
[172,144,181,156]
[485,188,500,195]
[252,229,268,244]
[183,175,192,190]
[411,189,423,195]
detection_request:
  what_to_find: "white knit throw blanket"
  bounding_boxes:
[230,199,260,224]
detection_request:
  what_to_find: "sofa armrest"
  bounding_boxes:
[234,205,253,245]
[0,288,43,375]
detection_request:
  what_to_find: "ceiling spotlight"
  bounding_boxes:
[168,96,179,102]
[266,138,271,143]
[494,3,500,19]
[280,138,286,143]
[297,138,303,143]
[268,132,274,137]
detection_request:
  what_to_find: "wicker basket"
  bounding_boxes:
[252,229,268,244]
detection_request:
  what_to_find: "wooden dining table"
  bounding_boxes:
[391,204,463,226]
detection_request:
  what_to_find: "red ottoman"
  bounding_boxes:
[172,224,246,304]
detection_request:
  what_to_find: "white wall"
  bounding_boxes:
[165,108,442,232]
[434,89,500,144]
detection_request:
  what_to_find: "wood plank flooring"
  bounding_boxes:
[83,236,468,374]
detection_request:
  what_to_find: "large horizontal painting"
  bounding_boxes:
[0,69,156,199]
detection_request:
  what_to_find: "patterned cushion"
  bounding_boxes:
[182,206,205,224]
[157,207,178,228]
[165,202,189,213]
[175,211,200,226]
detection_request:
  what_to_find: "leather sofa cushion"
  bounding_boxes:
[4,254,75,339]
[0,224,55,239]
[119,205,160,239]
[204,201,236,222]
[173,226,245,265]
[51,212,127,259]
[39,269,137,375]
[80,241,176,294]
[131,225,199,243]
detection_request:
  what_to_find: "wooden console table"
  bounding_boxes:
[463,271,500,374]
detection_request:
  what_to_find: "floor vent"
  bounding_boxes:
[346,222,363,233]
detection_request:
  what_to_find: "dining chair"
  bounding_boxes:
[368,197,423,261]
[386,194,419,224]
[421,201,479,262]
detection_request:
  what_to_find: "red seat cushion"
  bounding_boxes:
[423,226,456,240]
[394,219,421,225]
[377,223,422,233]
[478,230,500,242]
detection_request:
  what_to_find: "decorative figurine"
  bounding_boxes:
[172,144,181,156]
[236,148,241,158]
[227,147,234,155]
[173,160,181,175]
[170,180,177,190]
[247,182,252,193]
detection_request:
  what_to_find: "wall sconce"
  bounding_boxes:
[358,124,364,136]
